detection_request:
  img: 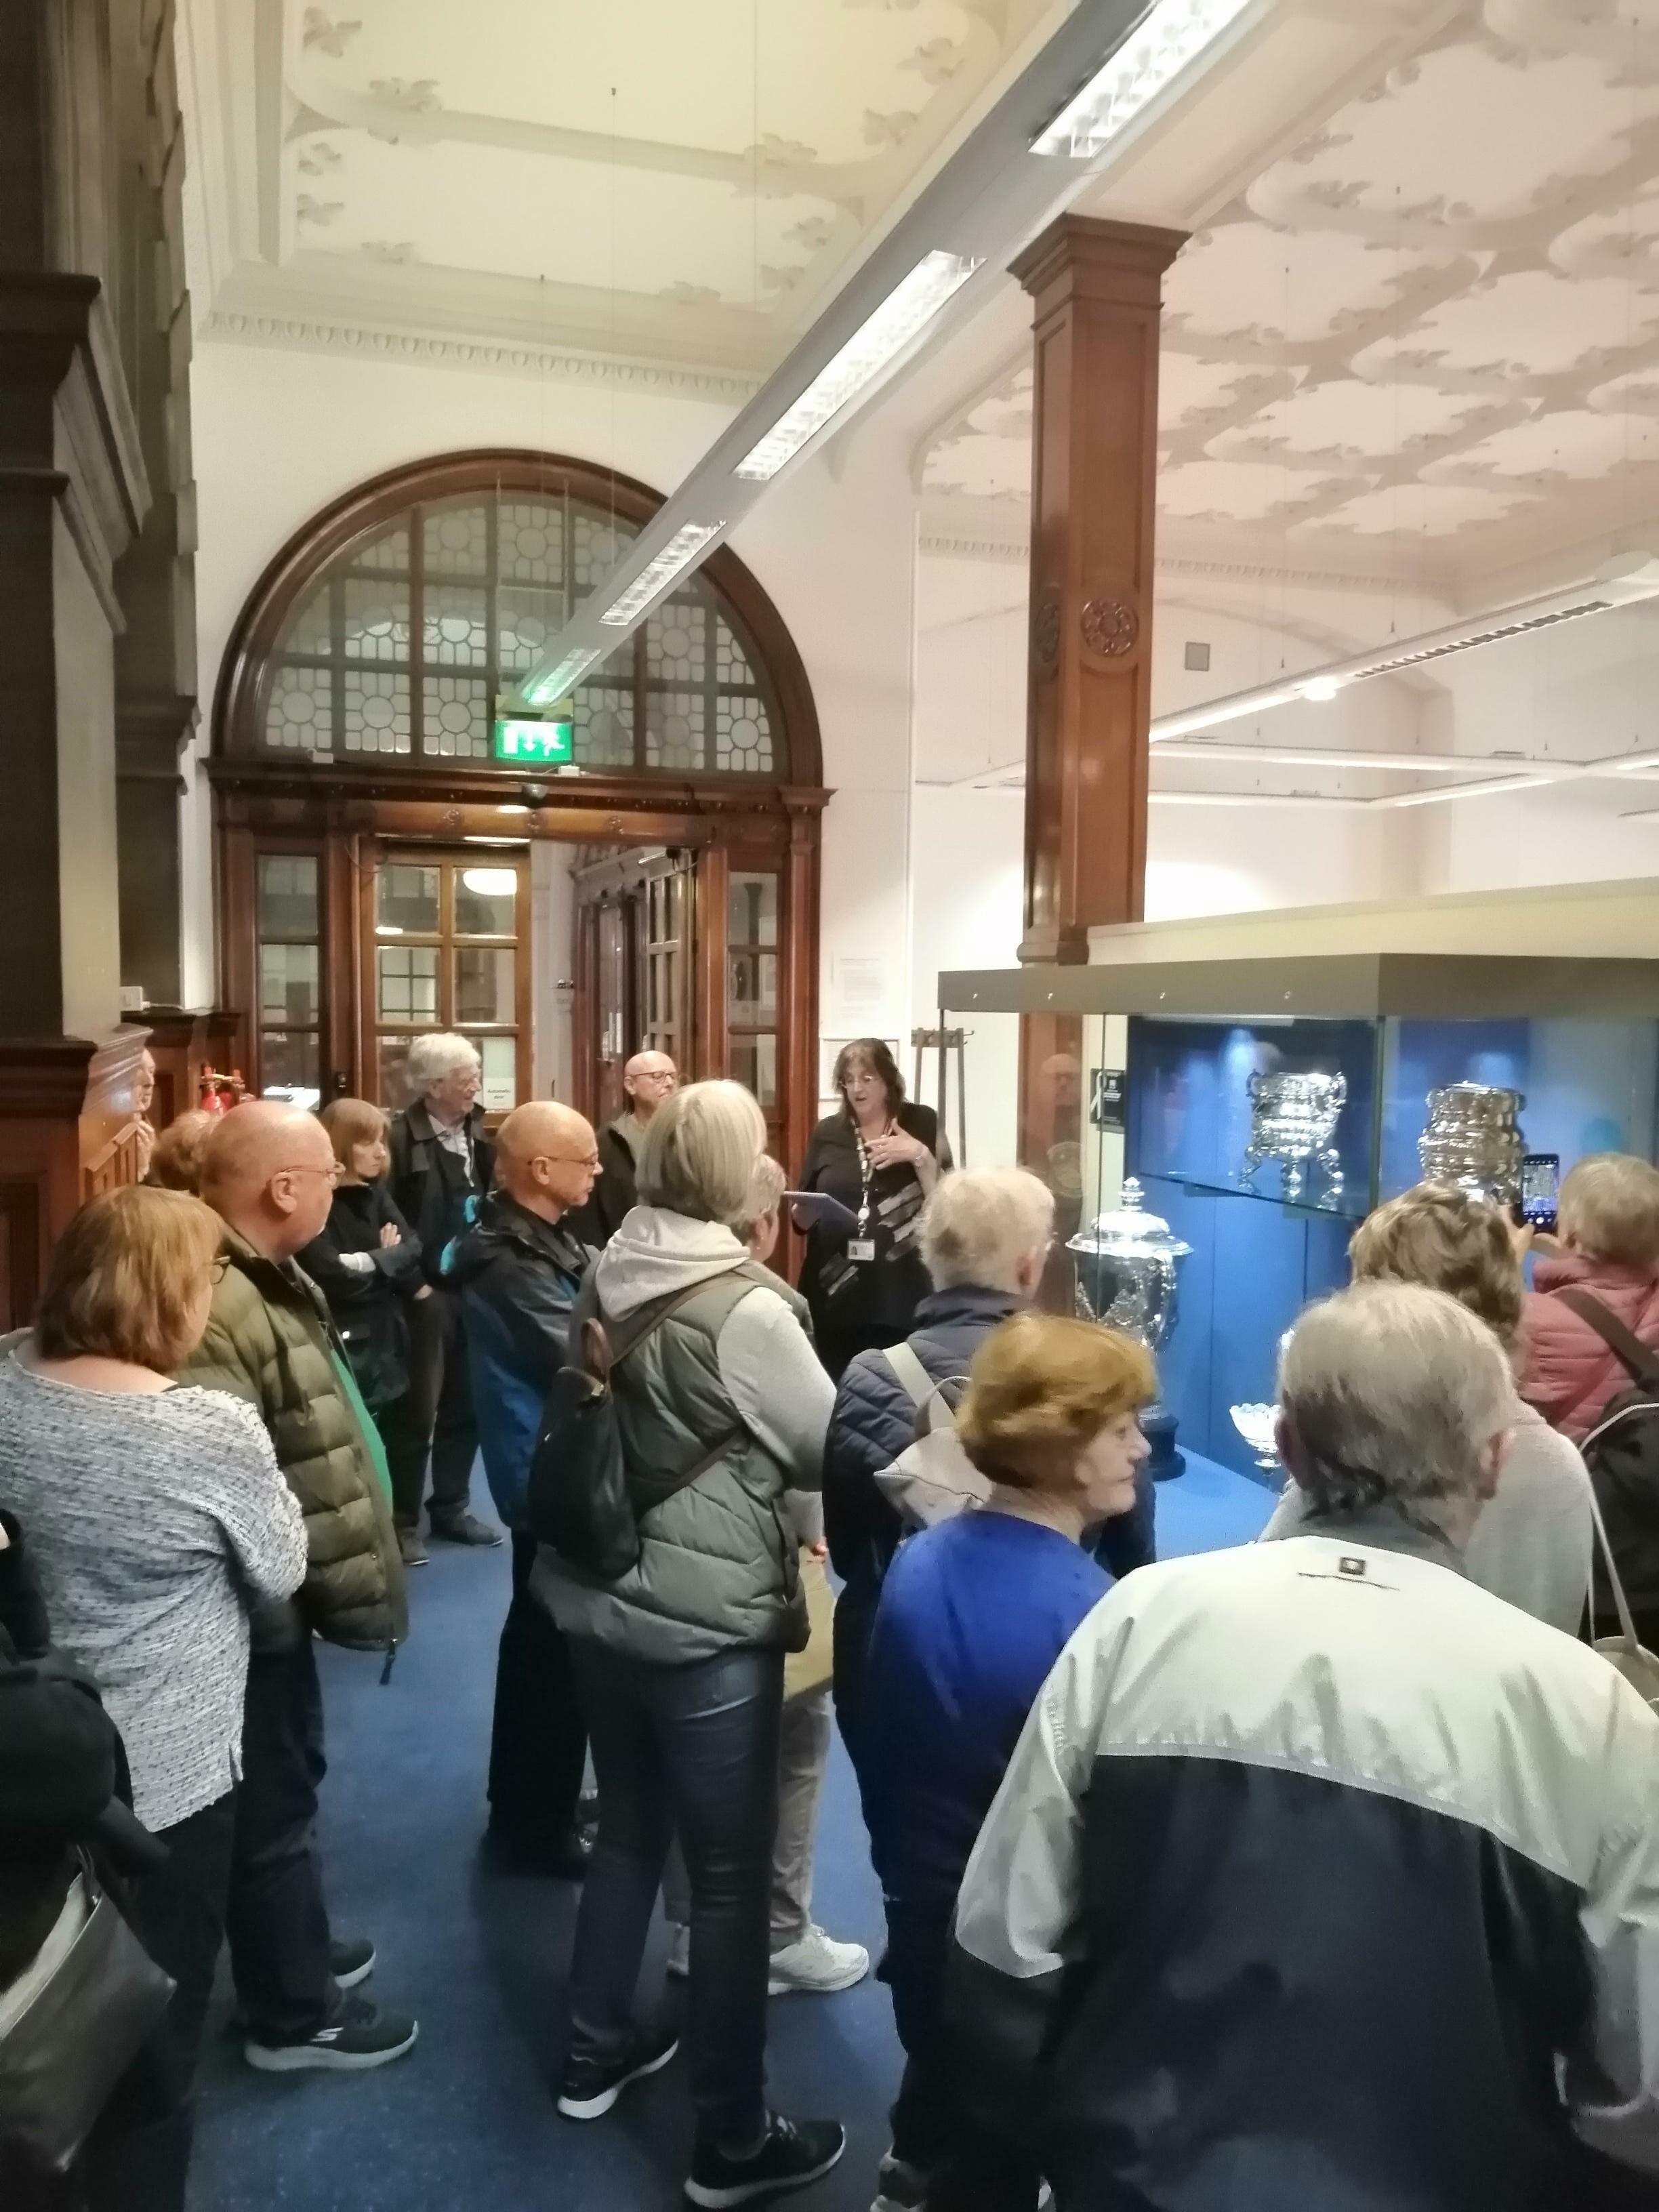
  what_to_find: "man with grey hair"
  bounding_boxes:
[824,1167,1155,1786]
[949,1281,1659,2208]
[388,1032,499,1551]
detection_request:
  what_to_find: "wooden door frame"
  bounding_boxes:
[213,764,826,1185]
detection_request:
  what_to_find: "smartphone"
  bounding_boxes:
[1519,1152,1559,1234]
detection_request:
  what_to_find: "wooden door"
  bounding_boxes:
[572,846,695,1128]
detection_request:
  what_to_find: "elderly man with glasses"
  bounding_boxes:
[445,1101,602,1876]
[176,1101,418,2075]
[949,1280,1659,2211]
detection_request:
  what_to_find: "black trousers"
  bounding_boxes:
[225,1638,340,2042]
[408,1287,478,1522]
[79,1791,238,2212]
[884,1901,1041,2212]
[568,1639,783,2156]
[374,1387,430,1534]
[487,1533,588,1839]
[830,1572,878,1818]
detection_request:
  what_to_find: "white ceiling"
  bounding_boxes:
[922,0,1659,586]
[180,0,1062,387]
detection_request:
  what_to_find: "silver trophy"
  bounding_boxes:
[1242,1070,1347,1206]
[1067,1179,1192,1478]
[1417,1082,1526,1207]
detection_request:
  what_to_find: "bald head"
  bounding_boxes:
[623,1051,678,1125]
[201,1101,338,1258]
[496,1101,599,1223]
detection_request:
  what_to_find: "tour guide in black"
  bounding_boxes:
[795,1038,943,1383]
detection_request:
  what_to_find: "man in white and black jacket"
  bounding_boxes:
[949,1281,1659,2211]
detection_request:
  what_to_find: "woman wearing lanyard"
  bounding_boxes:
[795,1040,944,1382]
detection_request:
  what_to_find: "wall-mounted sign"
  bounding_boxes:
[493,716,573,766]
[1090,1067,1126,1133]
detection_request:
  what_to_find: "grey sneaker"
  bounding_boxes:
[428,1511,503,1548]
[768,1925,869,1994]
[244,1994,417,2073]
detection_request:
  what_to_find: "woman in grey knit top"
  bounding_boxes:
[0,1185,305,2212]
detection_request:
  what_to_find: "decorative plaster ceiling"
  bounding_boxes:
[921,0,1659,581]
[179,0,1062,386]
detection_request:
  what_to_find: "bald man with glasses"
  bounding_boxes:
[445,1101,601,1875]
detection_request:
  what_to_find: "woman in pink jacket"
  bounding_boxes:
[1522,1152,1659,1441]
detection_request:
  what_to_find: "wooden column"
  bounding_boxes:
[1011,213,1187,966]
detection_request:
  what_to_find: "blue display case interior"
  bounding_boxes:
[1122,1012,1659,1482]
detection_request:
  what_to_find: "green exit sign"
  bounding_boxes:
[493,717,573,766]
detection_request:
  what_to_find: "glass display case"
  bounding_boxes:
[937,949,1659,1485]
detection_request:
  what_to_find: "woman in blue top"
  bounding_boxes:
[863,1310,1154,2212]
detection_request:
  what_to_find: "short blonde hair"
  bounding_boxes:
[148,1109,216,1194]
[1349,1183,1522,1347]
[320,1097,388,1170]
[958,1311,1154,1494]
[1559,1153,1659,1269]
[37,1185,222,1373]
[919,1168,1054,1294]
[733,1153,787,1245]
[636,1080,766,1226]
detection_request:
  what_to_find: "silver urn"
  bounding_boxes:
[1242,1070,1347,1205]
[1417,1081,1526,1206]
[1066,1178,1192,1350]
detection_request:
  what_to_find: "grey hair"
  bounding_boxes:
[733,1153,787,1244]
[919,1168,1055,1294]
[1277,1280,1515,1532]
[405,1032,479,1096]
[636,1080,766,1226]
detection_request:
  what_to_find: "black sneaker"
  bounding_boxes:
[329,1935,375,1990]
[244,1994,419,2073]
[428,1511,504,1548]
[684,2112,846,2208]
[556,2024,680,2121]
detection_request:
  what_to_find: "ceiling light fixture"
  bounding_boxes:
[527,650,600,710]
[599,522,726,625]
[735,255,983,484]
[1151,558,1659,745]
[1373,773,1560,811]
[1032,0,1256,157]
[1154,741,1561,773]
[462,835,525,847]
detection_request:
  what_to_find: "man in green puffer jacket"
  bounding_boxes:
[178,1102,418,2076]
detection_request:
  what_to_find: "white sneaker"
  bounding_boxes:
[665,1921,691,1980]
[767,1925,870,1994]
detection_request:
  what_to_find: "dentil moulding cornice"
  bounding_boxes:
[199,308,766,409]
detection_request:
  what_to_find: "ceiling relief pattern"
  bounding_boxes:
[185,0,1058,379]
[922,0,1659,580]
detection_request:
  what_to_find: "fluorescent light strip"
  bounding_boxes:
[599,522,726,628]
[527,650,600,708]
[1337,599,1616,684]
[1373,773,1559,811]
[1149,790,1366,811]
[735,253,981,483]
[1156,742,1560,773]
[1032,0,1255,157]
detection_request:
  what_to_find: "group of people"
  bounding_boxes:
[7,1027,1659,2212]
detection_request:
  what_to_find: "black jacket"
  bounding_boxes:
[443,1193,591,1528]
[824,1284,1158,1600]
[300,1181,426,1409]
[565,1118,644,1248]
[797,1101,941,1338]
[0,1514,158,1984]
[388,1100,495,1285]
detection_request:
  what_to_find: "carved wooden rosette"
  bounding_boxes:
[1010,214,1186,966]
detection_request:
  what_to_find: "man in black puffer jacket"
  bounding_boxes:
[823,1170,1155,1795]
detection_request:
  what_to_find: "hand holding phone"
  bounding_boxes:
[1519,1152,1559,1237]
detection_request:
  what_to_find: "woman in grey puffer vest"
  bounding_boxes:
[538,1081,847,2207]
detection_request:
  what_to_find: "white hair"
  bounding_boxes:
[405,1032,480,1097]
[636,1080,766,1226]
[919,1168,1055,1294]
[733,1153,787,1244]
[1278,1280,1515,1531]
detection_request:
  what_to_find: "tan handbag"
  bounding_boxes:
[783,1549,834,1702]
[1586,1475,1659,1710]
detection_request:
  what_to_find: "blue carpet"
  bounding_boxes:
[190,1454,1271,2211]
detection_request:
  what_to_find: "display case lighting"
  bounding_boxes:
[1031,0,1255,157]
[734,253,982,483]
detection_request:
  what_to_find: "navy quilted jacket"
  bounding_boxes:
[823,1285,1157,1595]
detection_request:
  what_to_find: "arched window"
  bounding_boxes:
[216,450,818,785]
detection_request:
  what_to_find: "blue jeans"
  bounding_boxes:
[567,1639,783,2154]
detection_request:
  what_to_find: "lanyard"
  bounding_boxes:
[853,1119,893,1233]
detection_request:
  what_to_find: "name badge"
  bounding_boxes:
[847,1237,877,1263]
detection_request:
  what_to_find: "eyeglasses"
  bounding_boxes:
[275,1162,343,1185]
[537,1153,600,1172]
[209,1255,230,1284]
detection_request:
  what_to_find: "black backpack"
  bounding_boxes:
[1560,1289,1659,1639]
[526,1277,739,1580]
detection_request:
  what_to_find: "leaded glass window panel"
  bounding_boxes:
[253,480,785,780]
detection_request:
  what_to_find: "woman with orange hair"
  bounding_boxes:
[861,1311,1154,2212]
